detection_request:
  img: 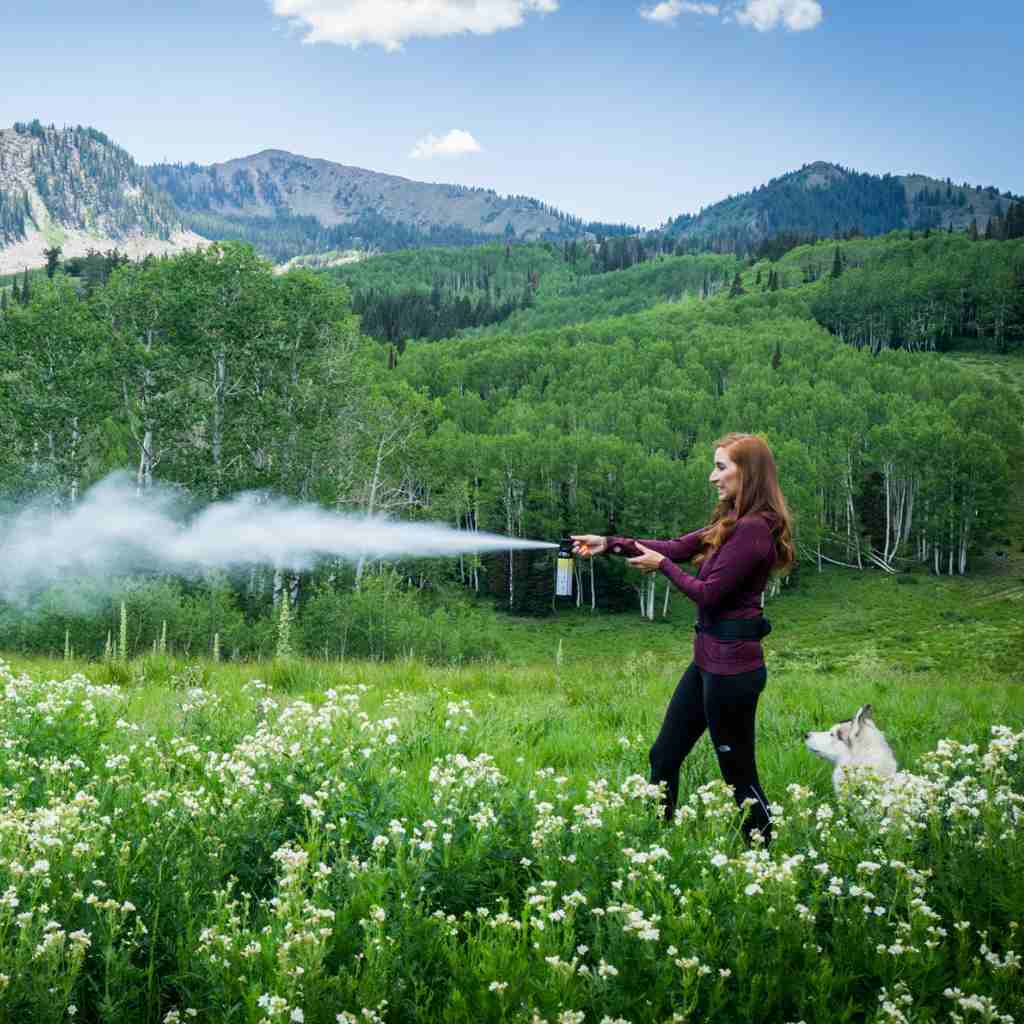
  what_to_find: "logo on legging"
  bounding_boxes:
[718,744,732,753]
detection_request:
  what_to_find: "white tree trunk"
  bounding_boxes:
[355,434,386,588]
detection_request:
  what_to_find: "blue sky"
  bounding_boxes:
[3,0,1022,226]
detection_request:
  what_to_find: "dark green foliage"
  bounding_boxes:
[660,163,1022,257]
[754,231,819,262]
[62,247,129,292]
[663,163,908,253]
[43,245,61,278]
[353,285,533,346]
[830,246,843,278]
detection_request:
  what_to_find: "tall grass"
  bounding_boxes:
[0,640,1021,1023]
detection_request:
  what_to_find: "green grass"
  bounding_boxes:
[2,560,1023,1023]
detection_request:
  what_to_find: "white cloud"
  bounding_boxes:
[271,0,559,51]
[640,0,822,30]
[733,0,823,31]
[409,129,483,160]
[640,1,720,23]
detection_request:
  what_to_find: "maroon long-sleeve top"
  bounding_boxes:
[604,514,776,674]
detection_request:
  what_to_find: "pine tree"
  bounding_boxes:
[830,247,843,279]
[1007,202,1024,240]
[728,271,744,298]
[769,269,779,292]
[771,341,781,370]
[968,218,979,242]
[19,269,30,305]
[43,246,62,279]
[10,278,20,304]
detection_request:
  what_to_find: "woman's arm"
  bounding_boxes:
[657,519,774,613]
[604,529,706,563]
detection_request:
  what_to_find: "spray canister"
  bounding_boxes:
[555,537,574,597]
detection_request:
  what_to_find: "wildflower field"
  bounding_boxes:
[2,572,1024,1024]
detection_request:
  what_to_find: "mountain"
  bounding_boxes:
[146,150,625,263]
[3,121,1021,272]
[0,120,204,274]
[663,161,1019,252]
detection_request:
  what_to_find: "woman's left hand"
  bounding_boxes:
[626,543,665,573]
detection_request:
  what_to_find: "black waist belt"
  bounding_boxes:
[695,617,772,640]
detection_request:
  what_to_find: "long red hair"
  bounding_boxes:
[694,432,795,573]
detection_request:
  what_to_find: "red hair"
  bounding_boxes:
[694,432,795,573]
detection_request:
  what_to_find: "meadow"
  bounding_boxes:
[2,569,1022,1024]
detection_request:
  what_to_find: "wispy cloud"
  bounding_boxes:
[409,129,483,160]
[640,1,720,24]
[640,0,823,30]
[271,0,559,51]
[734,0,823,31]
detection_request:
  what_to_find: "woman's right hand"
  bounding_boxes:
[571,534,606,557]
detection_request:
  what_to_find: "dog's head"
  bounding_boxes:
[804,704,876,766]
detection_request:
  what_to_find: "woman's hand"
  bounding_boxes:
[571,534,606,557]
[626,543,665,573]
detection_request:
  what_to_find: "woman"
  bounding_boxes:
[572,432,794,845]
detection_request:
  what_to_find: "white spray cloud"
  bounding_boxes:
[270,0,559,51]
[0,473,555,606]
[409,129,483,160]
[640,0,822,30]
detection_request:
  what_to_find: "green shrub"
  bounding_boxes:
[297,574,504,663]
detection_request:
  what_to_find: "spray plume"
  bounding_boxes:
[0,472,556,605]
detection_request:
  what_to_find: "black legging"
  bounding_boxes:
[649,661,772,844]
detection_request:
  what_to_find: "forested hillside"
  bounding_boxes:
[0,228,1021,657]
[328,241,741,344]
[329,230,1024,353]
[0,120,202,272]
[663,161,1024,254]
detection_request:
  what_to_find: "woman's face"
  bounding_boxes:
[710,446,740,504]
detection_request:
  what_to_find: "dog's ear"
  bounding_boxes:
[852,704,874,737]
